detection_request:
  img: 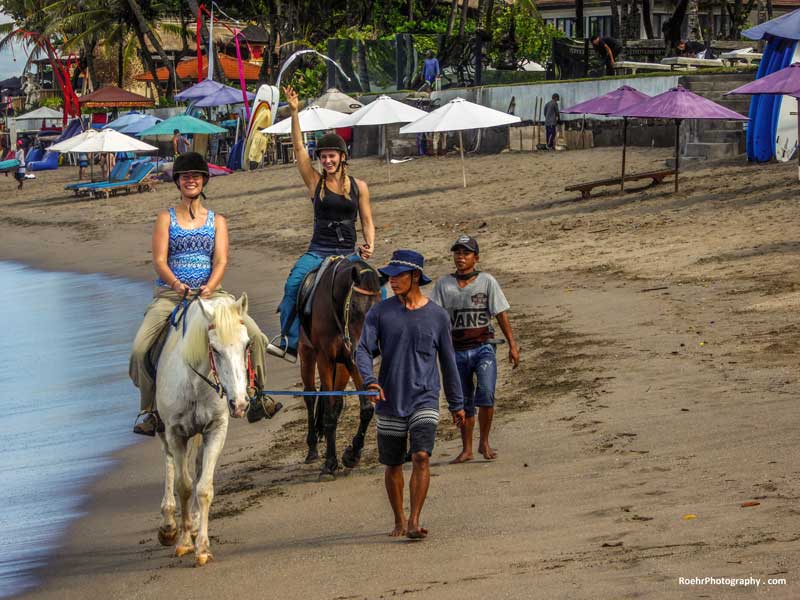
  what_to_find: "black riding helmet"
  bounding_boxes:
[315,133,348,160]
[172,151,209,185]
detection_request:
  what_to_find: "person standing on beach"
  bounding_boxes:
[14,139,25,190]
[356,250,465,540]
[544,94,560,151]
[172,129,190,157]
[422,50,441,87]
[431,235,519,463]
[269,84,376,361]
[129,152,280,436]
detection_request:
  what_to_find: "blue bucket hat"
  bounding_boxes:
[378,249,432,285]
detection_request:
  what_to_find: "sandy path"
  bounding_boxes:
[3,148,799,599]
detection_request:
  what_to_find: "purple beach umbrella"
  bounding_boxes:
[727,63,800,179]
[174,79,226,102]
[562,85,651,191]
[192,85,256,108]
[612,86,748,192]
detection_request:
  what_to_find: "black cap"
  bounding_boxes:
[316,133,348,158]
[450,234,479,254]
[172,151,209,183]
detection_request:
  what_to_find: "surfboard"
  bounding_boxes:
[241,85,279,171]
[752,40,787,163]
[774,41,800,162]
[746,40,775,161]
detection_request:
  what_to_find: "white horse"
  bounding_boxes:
[155,294,251,566]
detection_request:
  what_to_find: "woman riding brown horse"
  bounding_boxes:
[275,85,381,480]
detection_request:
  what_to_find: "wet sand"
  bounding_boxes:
[2,147,799,599]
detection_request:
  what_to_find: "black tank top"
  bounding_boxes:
[308,176,359,254]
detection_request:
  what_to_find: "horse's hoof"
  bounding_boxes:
[304,450,319,464]
[195,552,213,567]
[318,471,336,482]
[158,526,178,547]
[175,545,194,558]
[341,446,361,469]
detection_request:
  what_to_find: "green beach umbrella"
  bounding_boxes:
[139,114,226,137]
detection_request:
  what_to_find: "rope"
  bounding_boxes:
[258,390,378,397]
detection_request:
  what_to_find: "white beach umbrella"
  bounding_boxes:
[68,128,158,153]
[261,105,348,134]
[400,97,521,187]
[337,95,428,178]
[313,88,364,113]
[50,128,98,152]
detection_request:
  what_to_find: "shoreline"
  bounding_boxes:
[4,152,800,598]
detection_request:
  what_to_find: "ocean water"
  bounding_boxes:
[0,262,151,598]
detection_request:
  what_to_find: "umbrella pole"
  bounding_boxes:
[621,117,628,192]
[385,124,391,182]
[459,130,467,188]
[674,119,681,194]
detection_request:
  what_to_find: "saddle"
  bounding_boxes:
[296,255,345,318]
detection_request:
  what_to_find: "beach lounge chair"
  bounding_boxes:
[0,158,20,173]
[613,61,676,75]
[65,159,133,195]
[27,150,60,171]
[661,56,725,69]
[720,48,762,66]
[25,147,44,164]
[88,162,156,199]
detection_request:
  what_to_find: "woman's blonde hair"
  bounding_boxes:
[319,160,351,201]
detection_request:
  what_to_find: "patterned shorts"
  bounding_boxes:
[376,408,439,466]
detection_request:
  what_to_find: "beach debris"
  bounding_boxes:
[601,541,624,548]
[523,463,529,467]
[640,286,669,293]
[741,501,761,508]
[530,503,536,508]
[682,514,697,520]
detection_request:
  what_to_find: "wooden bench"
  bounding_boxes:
[565,169,675,199]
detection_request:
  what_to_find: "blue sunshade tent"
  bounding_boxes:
[139,114,227,137]
[120,115,163,136]
[744,8,800,40]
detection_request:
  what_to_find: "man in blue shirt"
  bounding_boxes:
[356,249,465,540]
[422,50,441,86]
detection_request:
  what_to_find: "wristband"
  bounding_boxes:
[169,278,178,290]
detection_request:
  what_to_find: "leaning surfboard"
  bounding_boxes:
[774,41,800,162]
[752,40,787,163]
[241,85,279,171]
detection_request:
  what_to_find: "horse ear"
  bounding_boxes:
[236,292,249,316]
[198,298,215,321]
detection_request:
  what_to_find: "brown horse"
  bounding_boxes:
[299,257,382,480]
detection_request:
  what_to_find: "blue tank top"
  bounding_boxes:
[156,207,216,288]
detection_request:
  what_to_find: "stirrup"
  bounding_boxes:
[267,335,298,364]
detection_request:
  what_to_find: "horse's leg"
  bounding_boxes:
[157,432,178,546]
[342,366,375,469]
[171,435,194,558]
[319,356,343,481]
[191,435,204,538]
[193,424,227,566]
[300,344,319,463]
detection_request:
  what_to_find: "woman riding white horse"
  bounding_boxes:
[269,85,377,361]
[129,151,279,436]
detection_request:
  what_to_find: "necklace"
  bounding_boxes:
[453,271,479,281]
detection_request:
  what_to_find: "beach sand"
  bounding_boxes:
[2,147,799,599]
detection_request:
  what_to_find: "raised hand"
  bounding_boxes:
[283,85,299,113]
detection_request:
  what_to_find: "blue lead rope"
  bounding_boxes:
[258,390,379,397]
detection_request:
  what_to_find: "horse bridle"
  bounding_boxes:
[331,262,381,353]
[186,318,256,413]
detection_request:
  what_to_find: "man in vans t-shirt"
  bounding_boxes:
[432,235,519,463]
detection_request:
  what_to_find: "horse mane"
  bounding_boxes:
[182,299,242,369]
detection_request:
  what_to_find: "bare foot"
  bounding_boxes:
[406,527,428,540]
[450,451,474,464]
[390,520,407,537]
[478,444,497,460]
